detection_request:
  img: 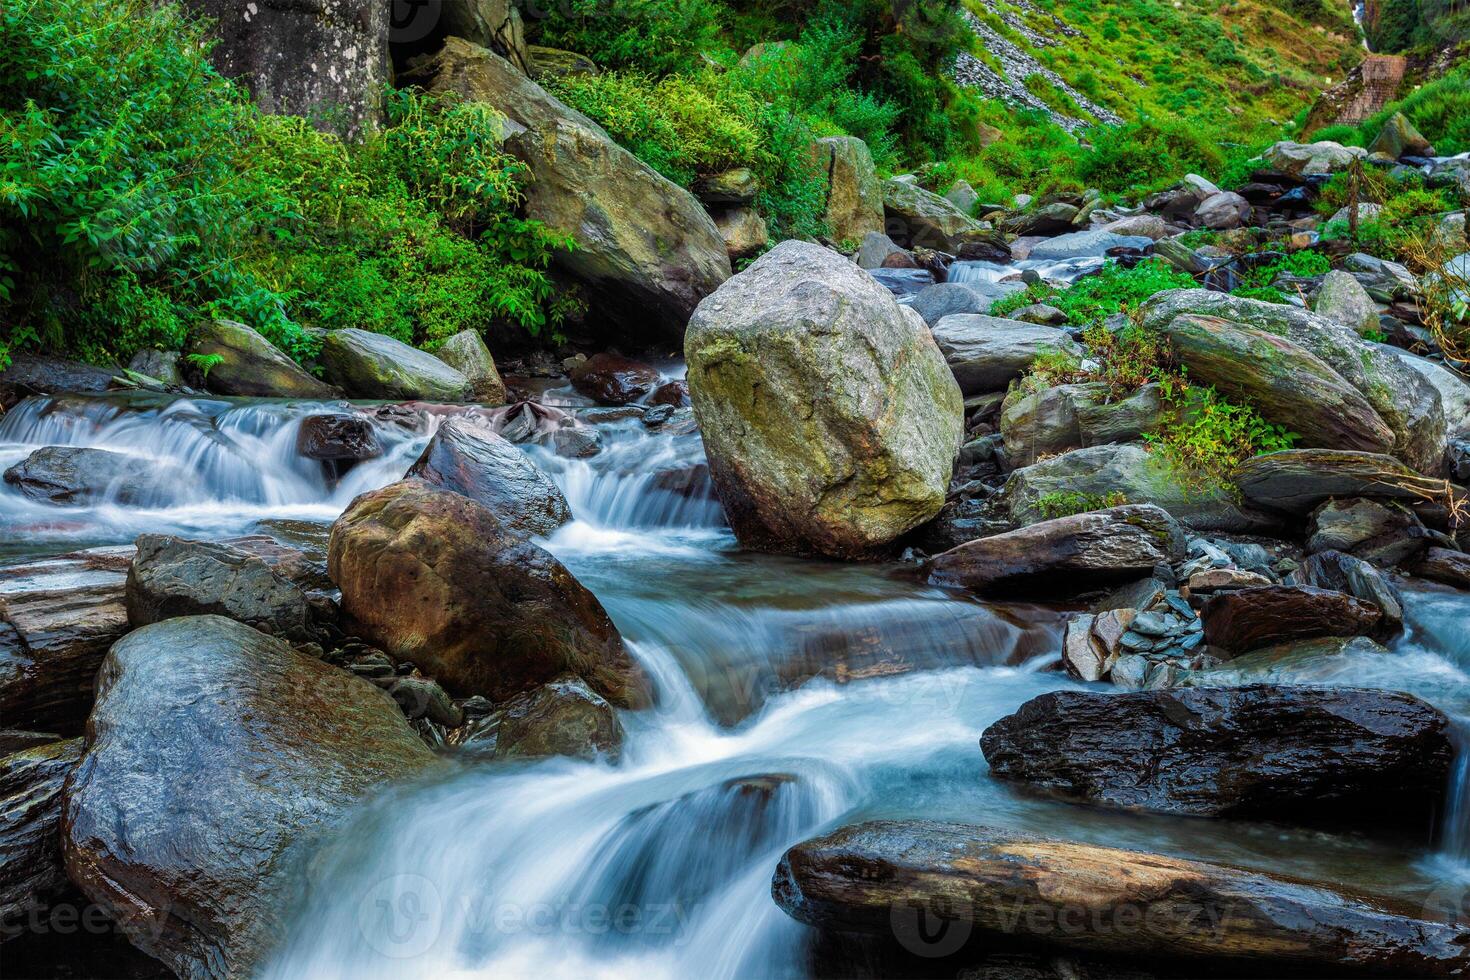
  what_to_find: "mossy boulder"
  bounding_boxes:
[685,241,963,558]
[430,37,730,340]
[320,328,473,401]
[1141,290,1446,473]
[881,178,989,252]
[434,330,506,403]
[1314,270,1380,334]
[810,136,883,242]
[188,319,334,398]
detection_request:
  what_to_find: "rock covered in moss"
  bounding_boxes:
[434,330,507,403]
[320,328,473,401]
[810,136,884,242]
[188,319,334,398]
[685,241,963,558]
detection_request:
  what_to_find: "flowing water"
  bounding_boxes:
[3,386,1469,977]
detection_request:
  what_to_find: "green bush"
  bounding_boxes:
[992,260,1197,328]
[0,0,572,369]
[532,0,730,76]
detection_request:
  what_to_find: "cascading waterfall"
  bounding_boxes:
[3,389,1470,975]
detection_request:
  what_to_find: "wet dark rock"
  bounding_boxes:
[385,676,463,728]
[486,674,623,762]
[329,480,649,707]
[0,355,116,409]
[552,426,603,458]
[927,504,1187,597]
[1,737,82,931]
[647,379,690,408]
[981,686,1452,825]
[1306,497,1412,554]
[62,616,445,979]
[295,413,383,465]
[406,416,571,536]
[0,551,130,734]
[3,447,193,507]
[772,820,1466,975]
[126,534,320,642]
[1199,585,1381,653]
[188,319,334,398]
[569,352,662,406]
[1410,547,1470,590]
[1287,551,1404,631]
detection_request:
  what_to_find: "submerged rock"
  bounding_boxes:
[187,319,333,399]
[4,447,193,507]
[62,616,444,979]
[406,417,571,536]
[569,352,662,406]
[329,480,648,707]
[0,737,82,932]
[981,686,1452,824]
[295,413,382,464]
[685,241,963,558]
[484,674,624,762]
[320,328,473,401]
[125,534,320,642]
[927,504,1187,596]
[772,820,1466,975]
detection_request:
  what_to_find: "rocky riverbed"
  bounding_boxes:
[3,128,1470,979]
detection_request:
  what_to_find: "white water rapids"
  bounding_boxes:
[1,386,1468,977]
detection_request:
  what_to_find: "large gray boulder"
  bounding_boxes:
[1315,269,1380,334]
[186,319,334,398]
[881,178,989,252]
[685,241,963,558]
[1385,346,1470,439]
[927,503,1187,596]
[430,38,730,338]
[1141,290,1446,473]
[405,416,571,536]
[908,282,989,326]
[1026,230,1154,260]
[993,444,1273,533]
[180,0,388,138]
[810,136,884,242]
[62,616,445,979]
[1263,140,1367,178]
[929,315,1080,396]
[320,328,473,401]
[125,534,319,642]
[982,686,1450,824]
[1155,313,1395,455]
[999,384,1161,466]
[772,821,1468,974]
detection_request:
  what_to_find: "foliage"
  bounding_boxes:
[1308,64,1470,156]
[1230,249,1331,302]
[0,0,573,368]
[1146,378,1298,489]
[1071,116,1225,193]
[532,0,731,76]
[1037,489,1129,519]
[992,260,1196,328]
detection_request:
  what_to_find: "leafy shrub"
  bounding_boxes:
[532,0,730,76]
[993,260,1196,328]
[1071,116,1225,193]
[0,0,573,368]
[1037,489,1129,519]
[1146,378,1298,488]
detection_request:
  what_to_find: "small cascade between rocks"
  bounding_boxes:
[4,389,1470,976]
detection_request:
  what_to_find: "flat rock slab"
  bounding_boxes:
[980,686,1450,824]
[1199,584,1381,652]
[929,315,1079,396]
[1233,449,1459,514]
[927,504,1187,596]
[772,821,1467,975]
